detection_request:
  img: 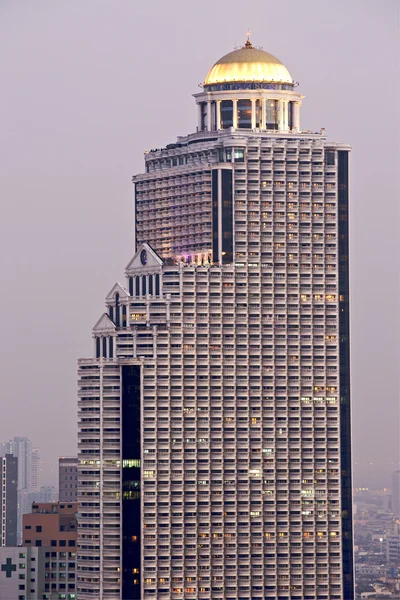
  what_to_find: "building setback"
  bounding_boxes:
[23,502,77,600]
[77,38,354,600]
[0,454,18,547]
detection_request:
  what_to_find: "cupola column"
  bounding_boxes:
[261,98,266,130]
[207,101,212,131]
[278,99,284,130]
[216,101,221,130]
[232,99,238,128]
[251,99,256,129]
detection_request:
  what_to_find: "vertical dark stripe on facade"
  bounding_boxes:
[338,150,354,599]
[221,170,233,264]
[121,365,141,599]
[212,169,219,262]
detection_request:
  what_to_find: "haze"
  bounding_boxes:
[0,0,399,487]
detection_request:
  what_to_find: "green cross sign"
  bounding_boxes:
[1,558,16,578]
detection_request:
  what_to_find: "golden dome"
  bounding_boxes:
[205,39,293,85]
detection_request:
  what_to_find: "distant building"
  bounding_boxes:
[1,437,38,543]
[31,449,40,493]
[59,457,78,502]
[0,546,45,599]
[23,502,77,600]
[0,454,18,547]
[392,470,400,517]
[386,523,400,564]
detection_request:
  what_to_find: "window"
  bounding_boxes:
[68,540,75,547]
[237,99,252,129]
[325,150,335,166]
[35,540,42,547]
[35,526,42,532]
[60,540,67,547]
[51,540,57,547]
[220,100,233,129]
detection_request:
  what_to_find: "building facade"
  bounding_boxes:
[77,39,354,599]
[59,458,78,503]
[0,546,45,599]
[23,502,77,600]
[0,454,18,547]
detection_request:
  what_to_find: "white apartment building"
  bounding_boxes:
[77,38,354,600]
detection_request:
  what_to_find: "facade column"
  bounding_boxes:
[278,99,284,131]
[293,102,300,131]
[232,99,238,129]
[261,98,266,130]
[216,101,221,130]
[207,101,212,131]
[251,99,256,129]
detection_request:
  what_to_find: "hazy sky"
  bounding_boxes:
[0,0,399,487]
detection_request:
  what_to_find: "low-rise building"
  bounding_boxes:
[23,502,77,600]
[0,546,45,599]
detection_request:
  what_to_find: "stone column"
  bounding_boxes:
[261,98,266,130]
[251,99,256,129]
[216,101,221,130]
[232,99,238,129]
[278,99,284,131]
[293,102,300,131]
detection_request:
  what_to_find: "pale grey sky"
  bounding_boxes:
[0,0,399,487]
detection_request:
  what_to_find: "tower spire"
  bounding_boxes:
[244,29,252,48]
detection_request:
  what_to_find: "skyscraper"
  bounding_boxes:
[1,437,37,543]
[77,39,354,599]
[31,448,40,494]
[0,454,18,547]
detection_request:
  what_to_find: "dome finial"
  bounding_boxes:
[244,29,252,49]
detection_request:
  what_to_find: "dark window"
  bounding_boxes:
[102,337,107,358]
[237,99,252,128]
[25,526,31,530]
[60,540,66,547]
[122,304,127,325]
[35,540,42,547]
[265,99,278,130]
[221,170,233,264]
[35,526,42,533]
[109,337,114,359]
[155,274,160,296]
[115,293,120,327]
[200,102,207,131]
[129,277,133,295]
[220,100,233,129]
[51,541,57,547]
[135,276,140,296]
[148,275,153,295]
[288,101,293,130]
[108,305,114,321]
[96,337,101,359]
[68,541,75,547]
[122,365,142,599]
[142,275,146,296]
[325,150,335,166]
[212,170,219,263]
